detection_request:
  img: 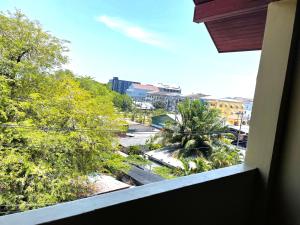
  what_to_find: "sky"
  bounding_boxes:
[0,0,261,98]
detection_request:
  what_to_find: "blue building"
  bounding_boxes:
[109,77,140,94]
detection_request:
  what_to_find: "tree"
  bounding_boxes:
[0,10,67,81]
[113,93,133,112]
[0,11,128,214]
[153,101,166,110]
[178,157,212,176]
[210,146,242,169]
[161,99,227,157]
[76,75,113,97]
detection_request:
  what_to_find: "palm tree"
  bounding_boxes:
[178,157,212,176]
[210,146,242,169]
[163,99,227,158]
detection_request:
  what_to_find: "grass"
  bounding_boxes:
[152,166,177,179]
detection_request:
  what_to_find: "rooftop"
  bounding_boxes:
[147,91,182,97]
[193,0,270,52]
[126,166,165,185]
[201,96,243,103]
[155,83,181,90]
[131,84,159,92]
[88,175,131,195]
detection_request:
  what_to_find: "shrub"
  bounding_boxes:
[128,145,142,155]
[148,143,162,150]
[210,147,242,169]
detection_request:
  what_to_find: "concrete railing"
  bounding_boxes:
[0,164,259,225]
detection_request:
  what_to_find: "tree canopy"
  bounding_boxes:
[162,99,227,157]
[112,92,133,112]
[152,99,242,175]
[0,11,128,214]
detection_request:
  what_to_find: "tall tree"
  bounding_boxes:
[113,93,133,112]
[162,99,227,157]
[0,11,127,214]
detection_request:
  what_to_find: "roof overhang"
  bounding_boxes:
[193,0,273,52]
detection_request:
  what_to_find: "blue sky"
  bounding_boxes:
[0,0,261,98]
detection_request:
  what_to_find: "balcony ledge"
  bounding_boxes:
[0,164,258,225]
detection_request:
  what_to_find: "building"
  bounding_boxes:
[201,96,244,126]
[227,97,253,124]
[2,1,300,225]
[126,83,159,101]
[127,83,182,111]
[155,83,181,94]
[184,93,209,101]
[146,91,183,112]
[109,77,140,94]
[123,166,165,186]
[243,100,253,124]
[134,101,155,110]
[88,174,131,196]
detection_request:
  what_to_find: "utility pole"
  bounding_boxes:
[236,111,245,147]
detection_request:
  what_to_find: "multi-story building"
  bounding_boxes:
[156,83,181,94]
[126,83,159,101]
[201,96,245,126]
[109,77,140,94]
[227,97,253,125]
[146,91,183,112]
[125,82,183,112]
[243,100,253,124]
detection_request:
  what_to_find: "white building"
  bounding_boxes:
[146,91,183,112]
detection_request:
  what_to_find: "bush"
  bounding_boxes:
[128,145,142,155]
[148,143,162,151]
[210,147,242,169]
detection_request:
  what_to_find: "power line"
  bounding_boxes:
[0,124,124,132]
[0,124,241,136]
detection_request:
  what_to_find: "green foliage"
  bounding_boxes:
[161,99,227,158]
[210,146,242,169]
[113,93,133,112]
[125,155,150,167]
[0,10,67,80]
[127,145,142,155]
[76,76,113,98]
[191,158,212,173]
[153,101,166,110]
[0,11,127,214]
[148,143,162,151]
[151,109,168,117]
[174,147,242,176]
[152,166,177,179]
[178,157,212,176]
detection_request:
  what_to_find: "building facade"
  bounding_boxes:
[201,96,245,126]
[155,83,181,94]
[109,77,140,94]
[124,82,183,112]
[126,84,159,101]
[146,92,183,112]
[243,100,253,124]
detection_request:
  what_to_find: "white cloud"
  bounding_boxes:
[96,15,166,48]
